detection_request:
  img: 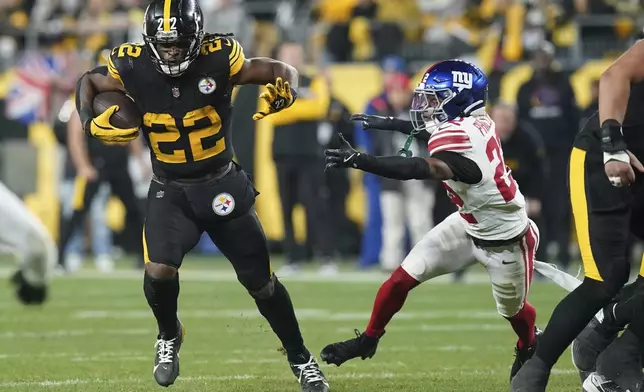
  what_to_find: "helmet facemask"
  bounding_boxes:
[143,29,204,77]
[410,87,455,134]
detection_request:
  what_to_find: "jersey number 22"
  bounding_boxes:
[144,106,225,164]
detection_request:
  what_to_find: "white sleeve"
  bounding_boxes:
[0,182,57,286]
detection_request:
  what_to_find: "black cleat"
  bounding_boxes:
[572,307,622,385]
[153,321,185,387]
[595,330,643,392]
[510,356,550,392]
[289,354,330,392]
[320,329,381,367]
[511,327,543,381]
[583,373,627,392]
[10,270,47,305]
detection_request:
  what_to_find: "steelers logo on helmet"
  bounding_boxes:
[198,77,217,95]
[212,193,235,216]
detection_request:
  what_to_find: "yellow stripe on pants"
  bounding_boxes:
[569,147,603,281]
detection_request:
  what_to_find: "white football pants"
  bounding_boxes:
[0,182,57,286]
[380,180,435,271]
[401,212,539,317]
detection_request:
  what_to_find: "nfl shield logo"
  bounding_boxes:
[198,77,216,95]
[212,193,235,216]
[172,86,180,98]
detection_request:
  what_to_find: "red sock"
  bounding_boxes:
[506,301,537,350]
[364,267,420,338]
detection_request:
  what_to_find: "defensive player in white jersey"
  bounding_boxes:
[320,60,542,380]
[0,181,57,304]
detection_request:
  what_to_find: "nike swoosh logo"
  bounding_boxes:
[501,260,516,265]
[344,153,356,163]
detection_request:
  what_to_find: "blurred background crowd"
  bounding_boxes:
[0,0,641,278]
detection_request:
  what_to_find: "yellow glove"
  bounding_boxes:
[89,105,139,144]
[253,77,296,121]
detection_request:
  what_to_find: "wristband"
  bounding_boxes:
[600,119,627,152]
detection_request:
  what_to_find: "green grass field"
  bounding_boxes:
[0,257,584,392]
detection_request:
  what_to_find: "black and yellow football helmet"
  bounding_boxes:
[142,0,205,77]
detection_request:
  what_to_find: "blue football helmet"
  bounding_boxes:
[410,60,488,132]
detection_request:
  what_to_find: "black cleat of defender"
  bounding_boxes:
[583,373,627,392]
[289,354,330,392]
[572,307,622,385]
[510,355,550,392]
[320,329,381,367]
[511,327,543,381]
[594,330,643,392]
[153,321,185,387]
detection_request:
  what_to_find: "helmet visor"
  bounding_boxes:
[410,88,453,132]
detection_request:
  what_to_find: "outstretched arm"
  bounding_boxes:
[350,114,430,143]
[325,134,482,183]
[231,57,299,91]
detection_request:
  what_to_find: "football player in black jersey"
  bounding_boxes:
[511,38,644,392]
[74,1,329,391]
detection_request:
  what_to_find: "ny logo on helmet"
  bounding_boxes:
[452,71,473,90]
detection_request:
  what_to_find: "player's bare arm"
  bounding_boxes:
[75,65,138,144]
[232,57,299,89]
[231,57,299,121]
[599,40,644,186]
[325,133,482,184]
[75,66,126,124]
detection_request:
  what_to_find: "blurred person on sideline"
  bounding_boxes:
[317,71,360,258]
[365,72,434,272]
[516,41,578,270]
[354,55,409,269]
[55,97,114,273]
[580,79,599,129]
[201,0,251,51]
[493,101,547,262]
[244,0,279,57]
[269,41,334,276]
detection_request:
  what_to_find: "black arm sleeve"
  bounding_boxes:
[391,119,430,143]
[431,151,482,184]
[356,154,433,180]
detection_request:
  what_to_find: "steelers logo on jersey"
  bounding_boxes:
[212,192,235,216]
[198,77,217,95]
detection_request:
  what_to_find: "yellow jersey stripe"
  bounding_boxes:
[107,56,123,84]
[229,40,245,77]
[228,40,239,63]
[107,57,123,84]
[163,0,172,32]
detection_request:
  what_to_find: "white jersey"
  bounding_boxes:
[427,114,528,241]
